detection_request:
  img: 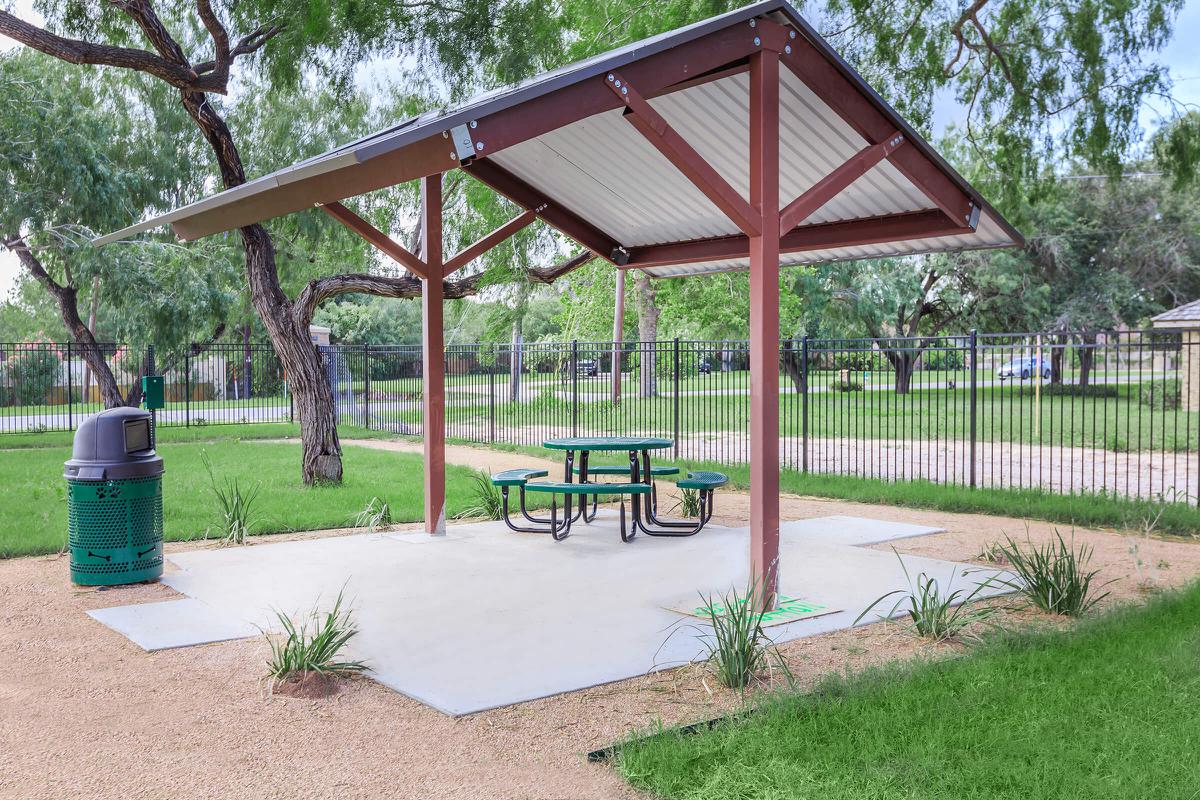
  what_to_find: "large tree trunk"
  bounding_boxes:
[1049,333,1067,385]
[179,90,342,484]
[509,318,522,402]
[634,271,659,398]
[1077,332,1097,386]
[880,343,921,394]
[6,243,127,408]
[780,339,807,393]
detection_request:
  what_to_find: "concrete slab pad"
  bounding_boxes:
[87,599,259,652]
[782,515,944,546]
[142,510,1010,716]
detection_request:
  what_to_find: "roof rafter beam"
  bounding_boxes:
[443,208,537,277]
[778,131,907,236]
[606,70,761,238]
[770,19,977,228]
[320,201,431,280]
[463,159,630,264]
[621,209,973,269]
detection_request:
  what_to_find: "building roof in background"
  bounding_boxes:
[1152,299,1200,326]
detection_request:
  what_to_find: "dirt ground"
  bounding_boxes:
[2,439,1199,799]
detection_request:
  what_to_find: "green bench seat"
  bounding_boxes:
[524,481,652,496]
[676,471,729,490]
[572,465,680,477]
[491,468,549,486]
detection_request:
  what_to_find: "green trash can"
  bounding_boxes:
[64,407,164,586]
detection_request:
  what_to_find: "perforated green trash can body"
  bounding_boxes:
[65,407,164,586]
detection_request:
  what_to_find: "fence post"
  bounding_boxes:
[571,339,579,437]
[488,361,496,443]
[673,338,681,459]
[969,329,978,489]
[66,342,73,431]
[146,344,156,445]
[184,348,191,427]
[801,335,809,473]
[362,343,371,430]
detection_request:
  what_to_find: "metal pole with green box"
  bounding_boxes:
[64,407,164,586]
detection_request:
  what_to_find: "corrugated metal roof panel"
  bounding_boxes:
[488,69,939,250]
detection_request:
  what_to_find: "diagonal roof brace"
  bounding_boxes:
[606,70,761,238]
[779,131,907,236]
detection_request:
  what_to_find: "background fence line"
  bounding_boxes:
[3,328,1197,505]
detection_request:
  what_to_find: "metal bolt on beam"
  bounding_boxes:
[607,73,615,81]
[784,45,791,54]
[790,30,797,38]
[470,120,478,129]
[749,18,756,27]
[754,36,761,46]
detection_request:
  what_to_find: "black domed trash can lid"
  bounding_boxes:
[64,407,164,481]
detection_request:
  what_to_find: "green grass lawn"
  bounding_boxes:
[619,583,1200,799]
[0,430,487,558]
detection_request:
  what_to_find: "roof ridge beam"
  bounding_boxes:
[779,132,907,236]
[606,70,761,238]
[443,208,537,277]
[773,20,977,228]
[320,201,431,280]
[621,210,974,269]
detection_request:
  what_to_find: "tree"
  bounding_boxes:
[0,50,235,407]
[0,2,587,484]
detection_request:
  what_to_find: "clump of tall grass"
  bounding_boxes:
[696,582,791,691]
[353,496,392,534]
[454,470,503,520]
[672,487,702,518]
[202,451,261,545]
[995,531,1111,616]
[264,589,367,693]
[855,551,999,642]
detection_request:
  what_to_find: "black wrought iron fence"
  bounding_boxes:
[5,330,1197,505]
[0,341,291,433]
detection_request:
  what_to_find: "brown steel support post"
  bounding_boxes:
[748,46,781,611]
[611,269,625,404]
[421,174,447,535]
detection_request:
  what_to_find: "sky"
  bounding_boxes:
[2,2,1200,302]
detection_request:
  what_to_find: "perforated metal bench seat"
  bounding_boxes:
[571,465,680,477]
[676,471,729,490]
[524,481,652,496]
[490,468,549,486]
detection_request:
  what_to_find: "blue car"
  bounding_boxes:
[997,356,1051,380]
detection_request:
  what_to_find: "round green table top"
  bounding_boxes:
[542,436,673,451]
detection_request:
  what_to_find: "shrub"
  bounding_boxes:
[264,589,367,693]
[353,497,392,534]
[1022,383,1119,398]
[696,582,790,690]
[454,470,503,520]
[202,451,261,545]
[994,531,1111,616]
[833,378,864,392]
[672,487,702,518]
[1140,379,1180,410]
[855,550,999,642]
[8,344,61,405]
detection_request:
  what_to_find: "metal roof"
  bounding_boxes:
[94,0,1022,277]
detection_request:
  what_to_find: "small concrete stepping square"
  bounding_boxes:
[87,598,259,652]
[781,515,944,546]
